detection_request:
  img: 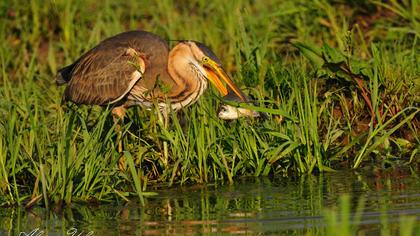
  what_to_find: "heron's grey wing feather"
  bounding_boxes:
[64,46,144,105]
[58,31,170,105]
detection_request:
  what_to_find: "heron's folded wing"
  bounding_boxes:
[64,46,145,105]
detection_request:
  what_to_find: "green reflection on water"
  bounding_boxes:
[1,167,420,235]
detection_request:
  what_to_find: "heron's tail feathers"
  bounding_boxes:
[55,64,74,85]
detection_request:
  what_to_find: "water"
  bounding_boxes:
[1,167,420,235]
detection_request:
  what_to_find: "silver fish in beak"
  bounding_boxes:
[218,104,260,120]
[217,88,260,120]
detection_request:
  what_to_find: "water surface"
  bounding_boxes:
[1,167,420,235]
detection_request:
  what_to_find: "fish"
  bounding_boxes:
[218,88,261,120]
[217,104,260,120]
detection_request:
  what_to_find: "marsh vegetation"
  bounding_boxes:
[0,0,418,207]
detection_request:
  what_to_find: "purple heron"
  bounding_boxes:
[56,30,258,152]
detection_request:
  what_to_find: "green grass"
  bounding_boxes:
[323,195,419,236]
[0,0,419,206]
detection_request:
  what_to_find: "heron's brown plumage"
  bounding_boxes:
[57,31,169,105]
[56,30,249,114]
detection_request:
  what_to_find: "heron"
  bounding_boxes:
[56,30,258,156]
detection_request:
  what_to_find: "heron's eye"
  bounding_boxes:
[202,57,209,63]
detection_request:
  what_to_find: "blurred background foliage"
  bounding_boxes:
[0,0,418,205]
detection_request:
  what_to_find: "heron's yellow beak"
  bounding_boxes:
[203,59,246,102]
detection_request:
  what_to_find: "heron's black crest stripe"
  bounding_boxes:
[193,41,222,65]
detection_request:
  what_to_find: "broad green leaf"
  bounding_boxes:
[322,44,346,64]
[336,70,353,82]
[349,58,369,75]
[292,41,324,69]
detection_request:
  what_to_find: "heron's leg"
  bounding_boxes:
[112,106,126,170]
[162,107,170,166]
[162,106,170,129]
[157,105,170,167]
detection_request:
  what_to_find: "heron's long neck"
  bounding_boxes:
[164,48,207,104]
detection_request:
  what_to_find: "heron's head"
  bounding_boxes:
[174,41,259,119]
[174,41,247,102]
